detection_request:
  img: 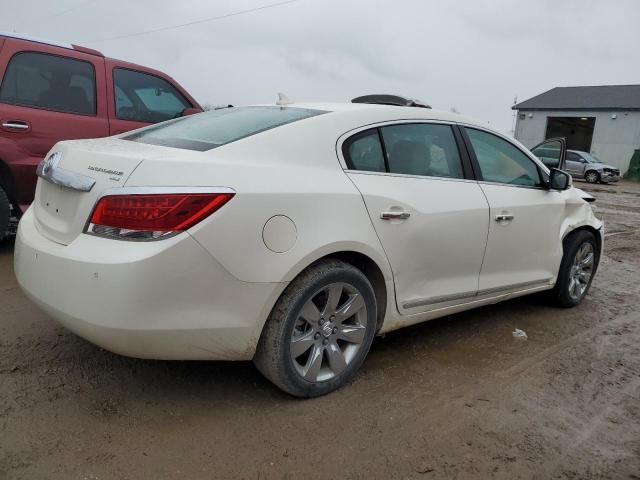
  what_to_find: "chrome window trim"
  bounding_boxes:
[335,119,457,171]
[345,169,479,185]
[336,119,555,187]
[457,122,552,175]
[475,179,563,192]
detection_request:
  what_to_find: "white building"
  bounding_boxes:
[513,85,640,172]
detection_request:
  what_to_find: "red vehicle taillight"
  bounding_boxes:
[86,192,234,240]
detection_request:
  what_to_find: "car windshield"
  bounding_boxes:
[124,106,327,151]
[581,152,602,164]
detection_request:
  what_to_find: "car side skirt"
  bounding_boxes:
[379,281,554,334]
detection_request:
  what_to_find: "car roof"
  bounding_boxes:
[252,101,485,128]
[0,31,163,73]
[0,30,103,55]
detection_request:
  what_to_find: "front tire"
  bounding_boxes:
[585,170,600,183]
[551,230,599,307]
[254,259,377,397]
[0,187,10,240]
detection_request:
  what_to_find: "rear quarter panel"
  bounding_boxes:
[122,120,393,286]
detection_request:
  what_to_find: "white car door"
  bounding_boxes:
[342,123,490,314]
[463,128,568,293]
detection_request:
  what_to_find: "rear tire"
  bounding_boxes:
[551,230,599,307]
[254,259,377,397]
[585,170,600,183]
[0,187,10,240]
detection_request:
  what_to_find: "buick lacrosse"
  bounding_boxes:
[15,95,602,397]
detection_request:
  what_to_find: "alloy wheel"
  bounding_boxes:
[290,282,368,382]
[568,242,594,301]
[585,171,599,183]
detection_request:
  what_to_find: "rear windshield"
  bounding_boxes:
[124,106,326,151]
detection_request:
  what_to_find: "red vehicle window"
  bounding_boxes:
[0,51,96,116]
[113,68,190,123]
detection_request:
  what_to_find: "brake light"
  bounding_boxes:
[86,192,234,240]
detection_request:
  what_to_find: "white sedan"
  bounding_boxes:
[15,96,603,397]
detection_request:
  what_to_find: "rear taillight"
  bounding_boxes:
[86,192,234,240]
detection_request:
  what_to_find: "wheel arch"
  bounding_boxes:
[562,225,602,257]
[318,250,388,333]
[279,247,393,334]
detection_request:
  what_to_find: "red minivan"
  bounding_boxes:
[0,32,202,237]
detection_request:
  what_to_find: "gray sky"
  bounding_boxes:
[2,0,639,133]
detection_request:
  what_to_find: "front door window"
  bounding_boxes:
[113,68,190,123]
[465,128,542,186]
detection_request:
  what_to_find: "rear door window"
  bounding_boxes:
[343,123,465,179]
[113,68,191,123]
[0,52,96,115]
[343,129,386,172]
[125,106,327,151]
[380,123,464,178]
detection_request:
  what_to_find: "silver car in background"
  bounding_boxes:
[565,150,621,184]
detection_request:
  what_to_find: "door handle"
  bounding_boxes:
[381,211,410,220]
[2,120,30,131]
[495,214,514,222]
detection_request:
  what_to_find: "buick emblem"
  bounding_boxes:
[43,152,62,175]
[321,321,333,337]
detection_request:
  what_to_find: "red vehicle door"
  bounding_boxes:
[0,39,108,210]
[105,59,200,136]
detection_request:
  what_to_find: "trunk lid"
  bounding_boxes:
[33,138,171,245]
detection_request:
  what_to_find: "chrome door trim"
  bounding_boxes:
[380,211,410,220]
[477,279,553,296]
[402,279,553,310]
[403,290,477,309]
[2,121,29,130]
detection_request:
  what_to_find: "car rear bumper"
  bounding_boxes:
[14,208,286,360]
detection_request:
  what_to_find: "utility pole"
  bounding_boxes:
[511,96,518,138]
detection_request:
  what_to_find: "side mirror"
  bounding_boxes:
[181,107,203,117]
[549,168,571,190]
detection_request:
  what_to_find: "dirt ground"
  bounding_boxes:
[1,181,639,480]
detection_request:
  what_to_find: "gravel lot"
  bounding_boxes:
[1,181,639,480]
